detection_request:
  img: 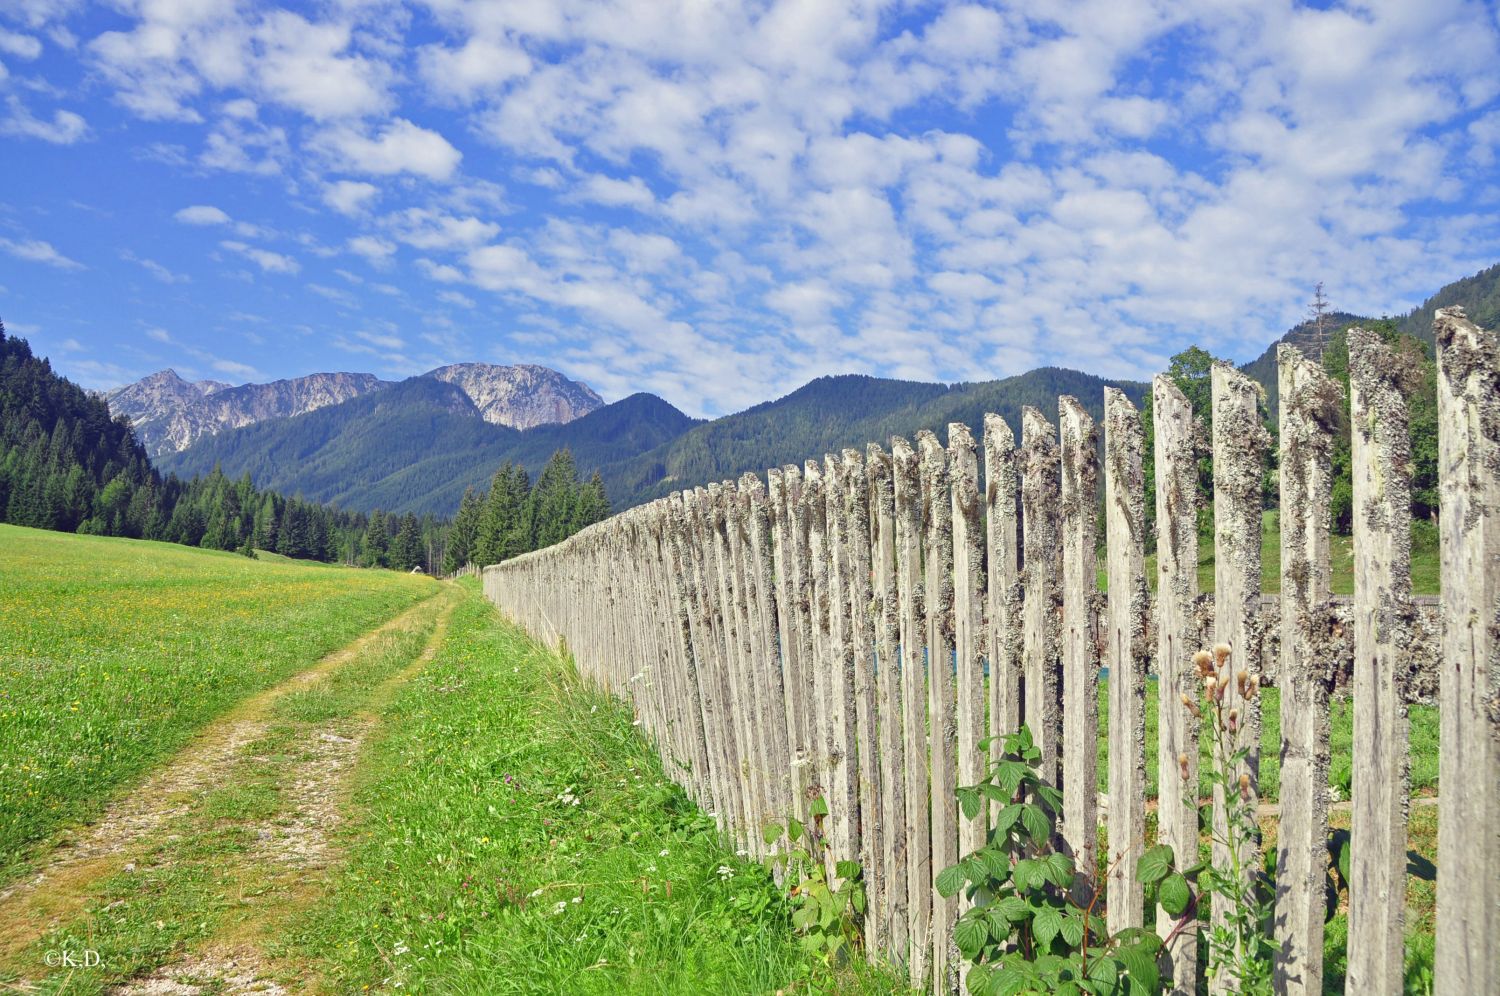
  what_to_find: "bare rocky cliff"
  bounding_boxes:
[107,370,390,457]
[424,363,603,429]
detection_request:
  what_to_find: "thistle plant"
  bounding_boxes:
[1179,642,1277,993]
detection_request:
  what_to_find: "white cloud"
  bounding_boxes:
[121,250,190,284]
[355,330,403,349]
[347,234,396,264]
[418,35,531,101]
[387,208,499,250]
[210,357,259,378]
[323,179,379,215]
[0,29,44,60]
[220,239,299,274]
[174,204,231,225]
[0,96,87,143]
[0,236,83,269]
[252,11,391,120]
[314,118,462,180]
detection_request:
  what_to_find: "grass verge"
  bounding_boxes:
[289,581,912,995]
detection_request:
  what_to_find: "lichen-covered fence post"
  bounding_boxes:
[1209,363,1269,994]
[1019,407,1063,785]
[917,430,958,994]
[1103,387,1148,932]
[1433,306,1500,996]
[949,424,987,873]
[1348,328,1416,993]
[1272,345,1338,996]
[892,435,930,986]
[1058,397,1099,879]
[868,442,909,963]
[840,450,882,944]
[983,413,1021,795]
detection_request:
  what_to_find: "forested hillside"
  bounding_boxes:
[163,383,698,516]
[597,368,1150,510]
[167,365,1146,516]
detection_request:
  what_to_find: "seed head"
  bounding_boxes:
[1192,650,1214,676]
[1238,772,1252,801]
[1178,753,1190,781]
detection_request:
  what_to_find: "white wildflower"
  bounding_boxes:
[659,848,670,857]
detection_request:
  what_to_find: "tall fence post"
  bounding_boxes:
[1434,306,1500,995]
[918,430,958,994]
[1210,363,1269,993]
[984,413,1021,769]
[1347,329,1415,993]
[1019,407,1063,784]
[893,436,930,986]
[840,449,881,937]
[1058,397,1100,880]
[868,442,909,965]
[1103,388,1148,932]
[1152,372,1200,993]
[823,455,861,882]
[949,424,987,872]
[1273,344,1338,996]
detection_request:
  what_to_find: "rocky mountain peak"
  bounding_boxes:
[423,362,604,429]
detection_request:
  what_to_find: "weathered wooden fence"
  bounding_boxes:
[483,309,1498,995]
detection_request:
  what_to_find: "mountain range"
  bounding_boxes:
[107,363,602,458]
[123,261,1500,519]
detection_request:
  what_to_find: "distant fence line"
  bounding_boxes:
[483,308,1498,996]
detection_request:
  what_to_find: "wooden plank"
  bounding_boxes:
[783,466,819,821]
[1152,375,1200,992]
[803,460,836,869]
[1209,363,1270,992]
[1103,388,1148,933]
[1272,345,1338,994]
[766,468,811,827]
[983,413,1021,832]
[1433,307,1500,995]
[823,455,861,881]
[868,442,909,965]
[1347,328,1414,993]
[949,423,987,870]
[840,449,882,948]
[893,435,931,986]
[1019,407,1063,784]
[1058,397,1100,886]
[917,430,957,995]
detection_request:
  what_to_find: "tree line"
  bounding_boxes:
[0,322,606,572]
[440,449,610,573]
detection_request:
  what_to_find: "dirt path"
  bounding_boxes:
[0,587,458,993]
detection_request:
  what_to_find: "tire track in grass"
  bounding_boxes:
[0,588,456,991]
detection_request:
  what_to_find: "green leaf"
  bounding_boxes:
[1032,905,1063,948]
[1136,844,1175,884]
[1118,943,1160,994]
[958,786,982,821]
[1020,804,1051,842]
[1159,871,1191,917]
[994,894,1030,923]
[1035,784,1063,813]
[956,915,988,959]
[809,796,829,818]
[763,823,782,845]
[835,860,861,881]
[980,848,1013,881]
[989,964,1028,996]
[966,963,993,996]
[1043,852,1074,888]
[787,817,804,842]
[936,863,968,898]
[1058,911,1085,947]
[1013,858,1041,890]
[994,802,1024,832]
[851,885,866,914]
[996,762,1027,799]
[1086,956,1118,986]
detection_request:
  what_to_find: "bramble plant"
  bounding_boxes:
[764,793,867,966]
[937,726,1167,996]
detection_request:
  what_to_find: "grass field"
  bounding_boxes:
[290,581,910,995]
[1122,512,1441,595]
[0,524,434,881]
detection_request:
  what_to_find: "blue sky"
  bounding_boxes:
[2,0,1498,418]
